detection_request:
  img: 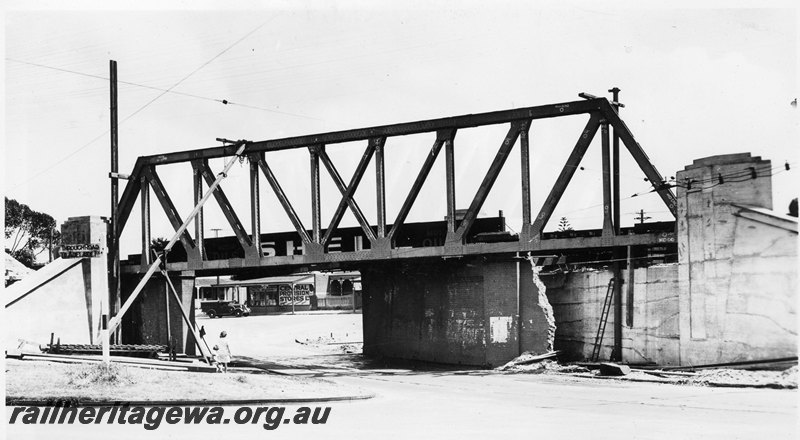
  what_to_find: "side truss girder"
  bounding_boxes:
[116,97,677,272]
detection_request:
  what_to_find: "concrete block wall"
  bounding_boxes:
[676,153,796,365]
[622,265,681,365]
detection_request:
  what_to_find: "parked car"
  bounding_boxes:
[200,300,250,318]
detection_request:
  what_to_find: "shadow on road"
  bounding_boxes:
[230,353,493,378]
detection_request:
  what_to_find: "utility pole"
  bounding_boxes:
[108,59,121,345]
[634,209,652,224]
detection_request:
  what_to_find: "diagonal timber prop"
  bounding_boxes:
[108,141,248,336]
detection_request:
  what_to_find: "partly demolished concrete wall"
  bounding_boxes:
[542,265,681,365]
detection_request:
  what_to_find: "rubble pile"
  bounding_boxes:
[684,366,798,389]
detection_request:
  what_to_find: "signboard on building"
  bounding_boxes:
[59,244,103,258]
[278,283,313,306]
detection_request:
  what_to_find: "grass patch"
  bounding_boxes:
[6,359,369,403]
[67,362,134,387]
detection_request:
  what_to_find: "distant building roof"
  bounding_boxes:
[197,274,315,288]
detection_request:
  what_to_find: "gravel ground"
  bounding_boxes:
[495,353,797,389]
[683,366,798,388]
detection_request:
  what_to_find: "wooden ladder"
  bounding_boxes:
[591,278,617,362]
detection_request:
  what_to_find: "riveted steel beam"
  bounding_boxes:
[520,123,532,238]
[139,99,605,167]
[309,145,323,244]
[601,121,614,235]
[375,140,387,238]
[192,165,204,260]
[444,130,457,233]
[249,156,261,259]
[140,176,150,268]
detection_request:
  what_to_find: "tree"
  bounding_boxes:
[151,237,170,254]
[557,217,573,232]
[5,197,60,267]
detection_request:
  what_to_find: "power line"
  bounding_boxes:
[9,19,272,191]
[6,59,327,119]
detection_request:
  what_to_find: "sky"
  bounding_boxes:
[2,1,798,258]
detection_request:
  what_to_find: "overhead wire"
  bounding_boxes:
[8,19,274,191]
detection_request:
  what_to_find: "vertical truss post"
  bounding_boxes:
[609,87,622,235]
[375,139,387,238]
[601,121,614,235]
[249,156,261,260]
[520,122,532,239]
[193,166,204,260]
[140,176,151,268]
[445,132,457,233]
[309,145,323,244]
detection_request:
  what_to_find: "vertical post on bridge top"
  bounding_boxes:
[141,176,151,268]
[609,87,622,235]
[520,122,532,239]
[445,132,456,233]
[193,165,204,260]
[309,145,323,244]
[375,140,387,238]
[601,121,614,236]
[249,156,261,259]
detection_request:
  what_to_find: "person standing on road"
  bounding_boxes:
[213,330,232,373]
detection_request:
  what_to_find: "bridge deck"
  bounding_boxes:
[121,226,675,276]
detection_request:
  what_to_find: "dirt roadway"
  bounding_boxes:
[7,313,797,439]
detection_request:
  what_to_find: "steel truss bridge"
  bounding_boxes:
[117,96,677,276]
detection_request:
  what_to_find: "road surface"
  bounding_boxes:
[7,313,796,439]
